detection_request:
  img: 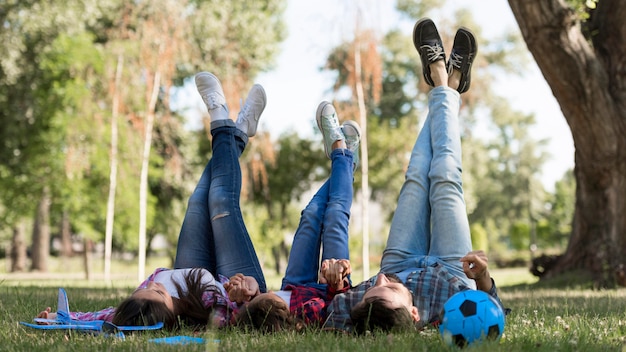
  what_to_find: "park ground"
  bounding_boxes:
[1,257,625,351]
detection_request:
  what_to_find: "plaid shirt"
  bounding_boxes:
[323,261,505,333]
[284,284,349,326]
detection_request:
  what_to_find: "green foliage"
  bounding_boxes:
[184,0,287,81]
[510,222,530,251]
[470,223,489,253]
[0,0,287,265]
[565,0,598,20]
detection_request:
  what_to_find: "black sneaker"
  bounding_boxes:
[413,18,446,87]
[447,27,477,94]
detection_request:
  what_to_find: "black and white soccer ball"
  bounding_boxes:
[439,290,505,348]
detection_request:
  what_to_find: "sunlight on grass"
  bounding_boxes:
[491,266,538,287]
[4,258,626,351]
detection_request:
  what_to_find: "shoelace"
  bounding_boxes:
[449,52,464,70]
[239,98,248,116]
[205,92,223,110]
[237,98,253,124]
[421,43,444,62]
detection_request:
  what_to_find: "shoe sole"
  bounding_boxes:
[342,121,361,170]
[342,120,362,142]
[239,84,267,137]
[316,101,334,158]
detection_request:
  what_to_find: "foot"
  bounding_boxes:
[236,84,266,137]
[316,101,345,159]
[413,18,446,87]
[447,27,477,94]
[342,121,361,170]
[195,72,229,121]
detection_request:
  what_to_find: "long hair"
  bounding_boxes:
[112,268,223,330]
[172,268,224,329]
[350,296,416,334]
[112,295,177,329]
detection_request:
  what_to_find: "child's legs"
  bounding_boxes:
[380,115,432,273]
[320,149,353,261]
[321,150,354,283]
[427,87,472,276]
[281,180,329,289]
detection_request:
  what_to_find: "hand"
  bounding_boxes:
[318,259,351,290]
[36,307,57,324]
[224,273,260,304]
[460,250,493,292]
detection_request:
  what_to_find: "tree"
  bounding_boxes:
[507,0,626,287]
[0,0,113,271]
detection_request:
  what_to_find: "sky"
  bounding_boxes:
[186,0,575,192]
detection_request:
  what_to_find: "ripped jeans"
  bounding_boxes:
[174,119,266,292]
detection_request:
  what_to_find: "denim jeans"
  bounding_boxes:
[174,120,266,292]
[281,148,354,290]
[381,86,472,285]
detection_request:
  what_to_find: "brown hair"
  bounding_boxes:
[112,295,177,329]
[234,294,296,333]
[112,268,224,330]
[350,296,416,334]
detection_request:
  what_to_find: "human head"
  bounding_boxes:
[350,273,419,334]
[112,281,178,329]
[235,292,295,333]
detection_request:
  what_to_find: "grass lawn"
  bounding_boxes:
[2,259,626,351]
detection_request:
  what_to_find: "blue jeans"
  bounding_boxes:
[174,120,266,292]
[381,87,472,285]
[281,149,354,291]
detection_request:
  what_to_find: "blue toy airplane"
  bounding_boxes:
[20,288,163,338]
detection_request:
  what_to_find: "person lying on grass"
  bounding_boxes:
[324,19,508,335]
[228,101,361,332]
[37,71,269,330]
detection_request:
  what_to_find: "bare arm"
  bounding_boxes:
[460,250,493,292]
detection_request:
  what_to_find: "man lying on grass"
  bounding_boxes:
[324,18,508,335]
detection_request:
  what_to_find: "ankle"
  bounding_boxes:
[448,70,461,91]
[209,106,229,122]
[430,61,448,87]
[331,140,347,151]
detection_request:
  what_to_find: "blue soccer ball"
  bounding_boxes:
[439,290,505,348]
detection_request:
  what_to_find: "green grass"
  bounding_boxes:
[2,261,626,351]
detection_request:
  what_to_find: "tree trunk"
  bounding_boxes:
[31,186,51,272]
[10,222,27,272]
[84,238,93,280]
[104,54,123,282]
[60,210,73,257]
[508,0,626,287]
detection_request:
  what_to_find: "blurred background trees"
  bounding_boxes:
[2,0,600,286]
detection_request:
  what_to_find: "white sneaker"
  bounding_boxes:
[195,72,229,121]
[236,84,266,137]
[316,101,345,159]
[342,121,361,170]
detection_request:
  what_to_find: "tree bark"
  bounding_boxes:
[60,210,73,257]
[10,222,27,272]
[508,0,626,287]
[31,186,51,272]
